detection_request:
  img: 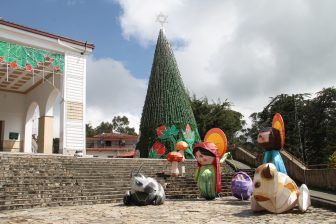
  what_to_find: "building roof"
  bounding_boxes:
[86,147,135,151]
[0,19,94,49]
[115,150,135,158]
[91,133,138,140]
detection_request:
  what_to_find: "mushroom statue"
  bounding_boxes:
[167,151,184,176]
[175,141,188,176]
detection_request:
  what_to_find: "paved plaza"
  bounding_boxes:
[0,197,335,224]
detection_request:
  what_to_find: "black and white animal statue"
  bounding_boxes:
[123,164,165,206]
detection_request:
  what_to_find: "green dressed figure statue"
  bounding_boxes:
[193,142,222,200]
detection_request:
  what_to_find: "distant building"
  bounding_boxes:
[86,133,138,158]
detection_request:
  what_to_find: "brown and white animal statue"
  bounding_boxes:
[251,163,310,213]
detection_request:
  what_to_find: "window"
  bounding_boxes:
[105,141,112,147]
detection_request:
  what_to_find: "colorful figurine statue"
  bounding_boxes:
[193,128,228,200]
[124,165,165,206]
[251,163,310,213]
[231,171,253,200]
[193,142,221,200]
[257,113,287,174]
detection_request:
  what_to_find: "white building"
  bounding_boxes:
[0,19,94,155]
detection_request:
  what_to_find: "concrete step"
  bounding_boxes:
[0,198,122,211]
[0,154,236,210]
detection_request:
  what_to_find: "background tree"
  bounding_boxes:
[95,121,113,134]
[86,123,96,137]
[246,94,308,159]
[111,116,136,135]
[190,95,246,144]
[303,87,336,164]
[245,87,336,165]
[86,116,137,137]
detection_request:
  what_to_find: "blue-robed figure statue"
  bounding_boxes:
[257,127,287,175]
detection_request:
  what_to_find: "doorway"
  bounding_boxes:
[0,120,4,150]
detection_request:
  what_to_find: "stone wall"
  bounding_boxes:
[233,147,336,191]
[232,147,260,168]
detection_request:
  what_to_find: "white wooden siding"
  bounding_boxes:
[63,54,86,153]
[65,121,84,149]
[65,55,84,102]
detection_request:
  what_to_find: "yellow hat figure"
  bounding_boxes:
[251,163,311,213]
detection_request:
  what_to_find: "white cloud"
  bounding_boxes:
[86,56,147,132]
[115,0,336,125]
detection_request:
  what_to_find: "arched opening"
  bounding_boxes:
[24,102,40,153]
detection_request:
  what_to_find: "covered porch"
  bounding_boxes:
[0,19,93,155]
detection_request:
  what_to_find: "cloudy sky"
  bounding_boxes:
[2,0,336,135]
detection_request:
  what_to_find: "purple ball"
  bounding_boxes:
[231,171,253,200]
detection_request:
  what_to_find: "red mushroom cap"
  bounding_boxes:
[167,151,183,162]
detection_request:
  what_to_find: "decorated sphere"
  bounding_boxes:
[231,172,253,200]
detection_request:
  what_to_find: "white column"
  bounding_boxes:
[37,116,54,154]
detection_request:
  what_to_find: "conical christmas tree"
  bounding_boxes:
[137,29,200,158]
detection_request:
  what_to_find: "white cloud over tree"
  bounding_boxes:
[86,0,336,132]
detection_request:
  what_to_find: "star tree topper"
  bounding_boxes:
[156,13,168,30]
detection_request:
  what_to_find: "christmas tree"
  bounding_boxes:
[137,28,200,158]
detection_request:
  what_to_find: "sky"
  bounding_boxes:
[2,0,336,136]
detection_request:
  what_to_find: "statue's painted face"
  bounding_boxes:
[257,131,270,144]
[257,127,282,150]
[195,150,215,165]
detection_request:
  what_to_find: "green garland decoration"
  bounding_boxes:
[0,40,64,72]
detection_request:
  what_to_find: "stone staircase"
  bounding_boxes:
[0,153,253,210]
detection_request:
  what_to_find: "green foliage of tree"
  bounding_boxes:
[329,151,336,168]
[246,94,308,159]
[112,116,136,135]
[95,121,113,135]
[86,123,96,137]
[303,87,336,164]
[246,87,336,165]
[190,95,246,144]
[86,116,137,136]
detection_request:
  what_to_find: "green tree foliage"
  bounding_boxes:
[303,87,336,164]
[86,116,137,136]
[329,151,336,168]
[246,94,308,159]
[246,87,336,165]
[86,123,96,137]
[190,95,246,144]
[95,121,113,135]
[112,116,136,135]
[137,29,200,158]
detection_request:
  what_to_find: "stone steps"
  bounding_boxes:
[0,198,121,211]
[0,153,248,210]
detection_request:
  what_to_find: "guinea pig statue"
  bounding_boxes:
[123,165,165,206]
[251,163,310,213]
